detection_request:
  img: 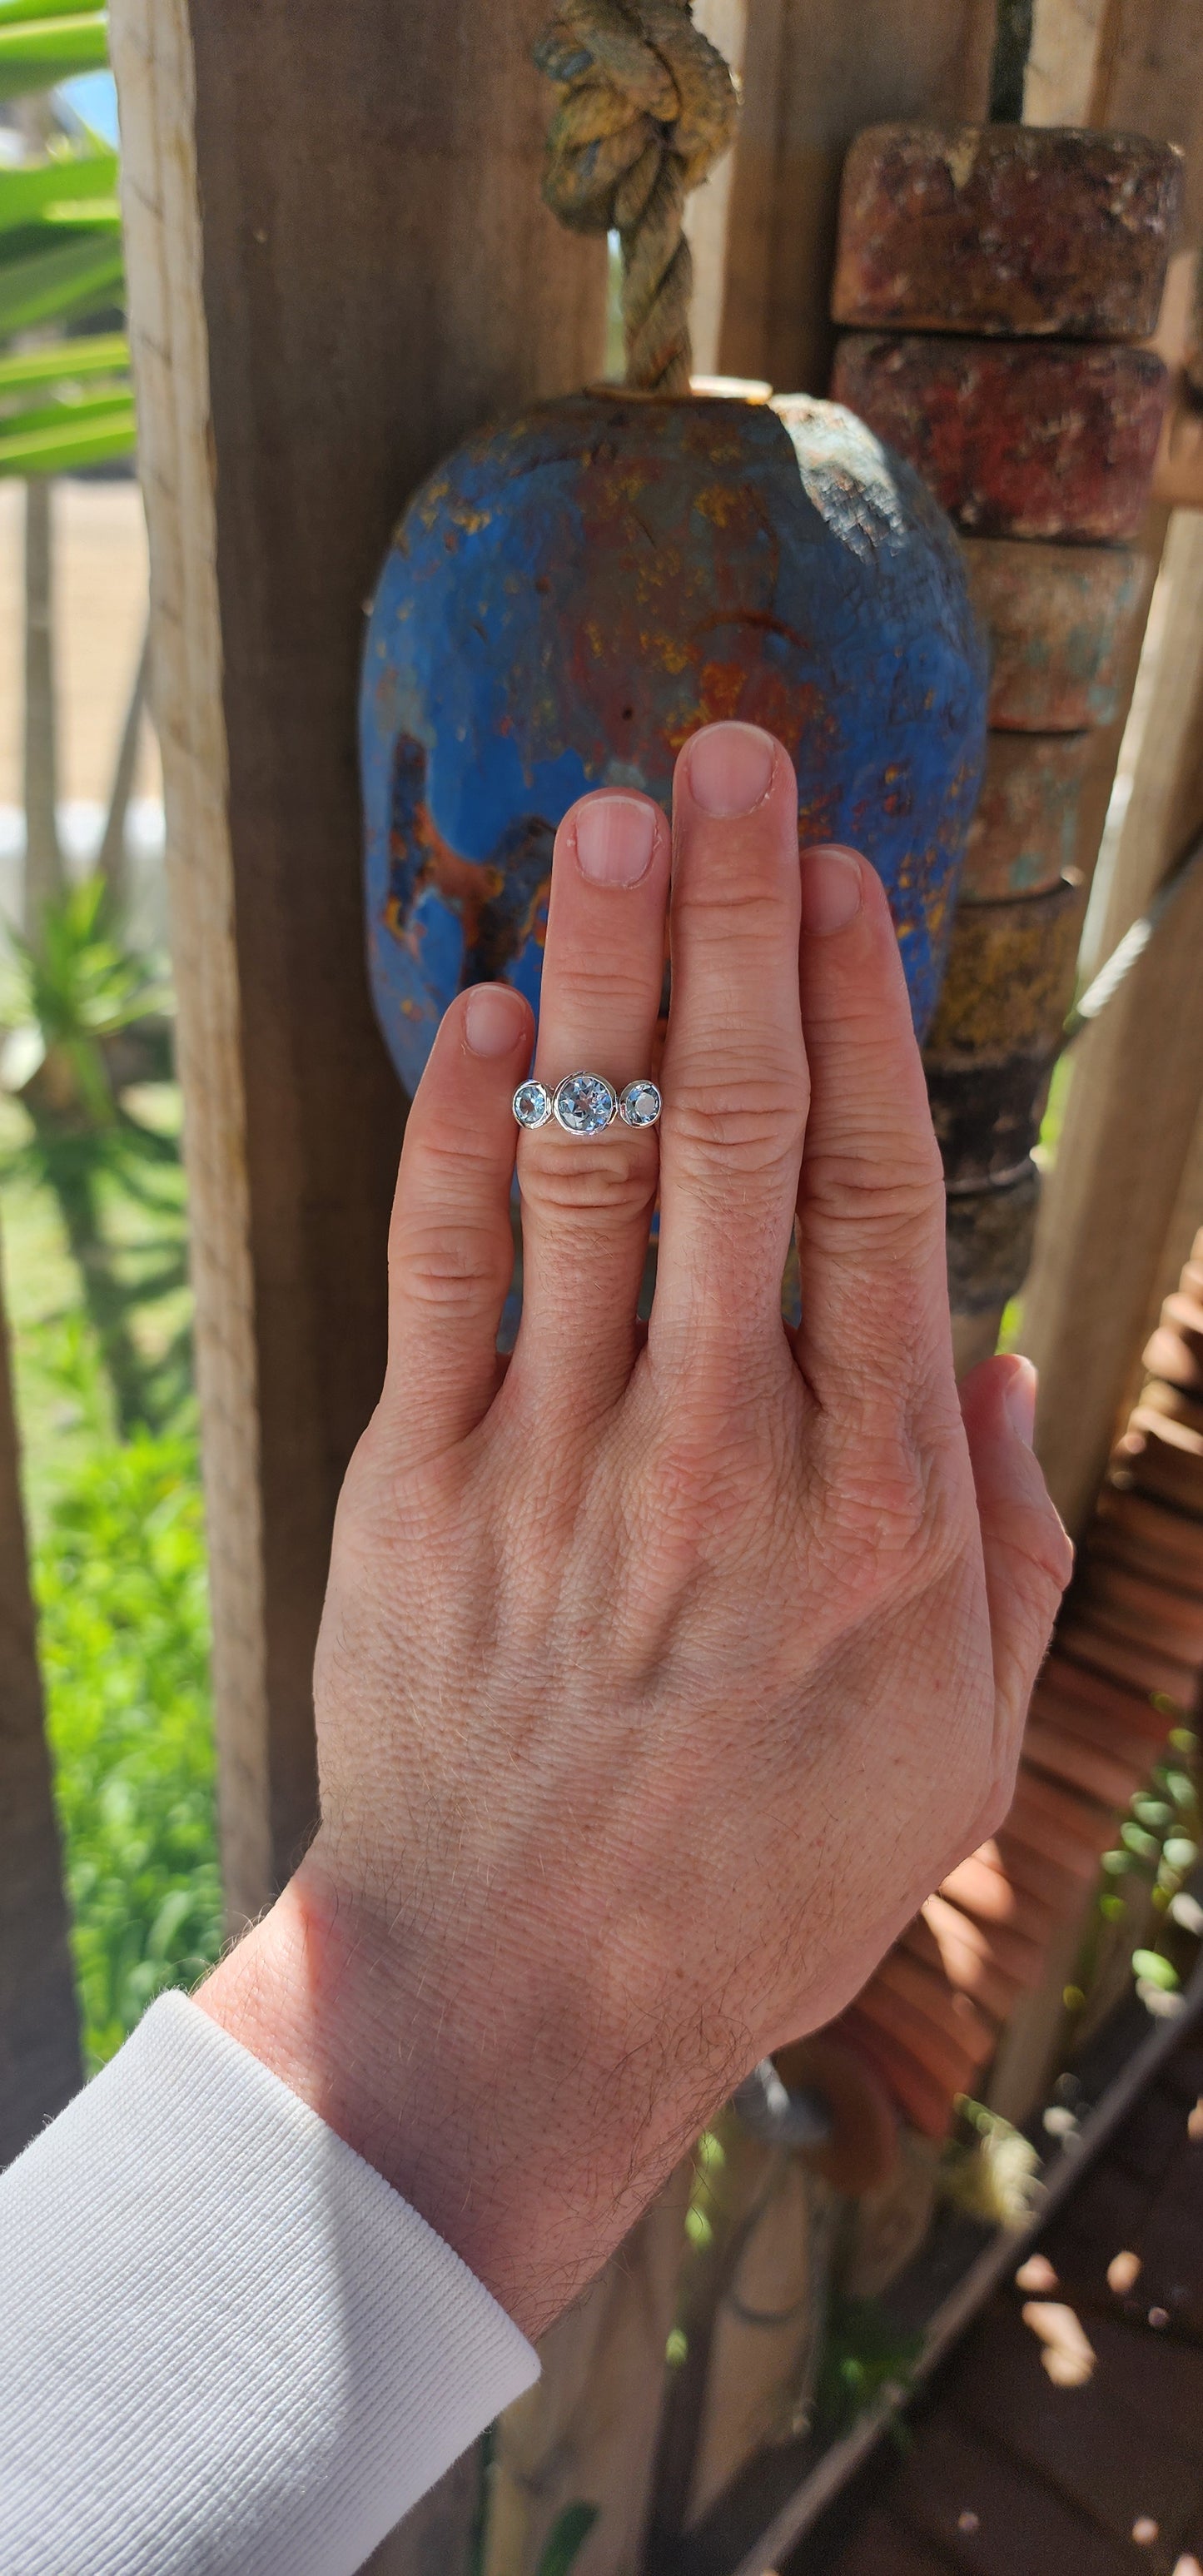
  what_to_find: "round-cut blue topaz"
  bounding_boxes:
[513,1078,552,1129]
[619,1080,661,1128]
[554,1072,617,1135]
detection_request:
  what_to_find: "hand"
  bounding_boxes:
[199,720,1071,2337]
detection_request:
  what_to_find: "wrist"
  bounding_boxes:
[193,1840,693,2335]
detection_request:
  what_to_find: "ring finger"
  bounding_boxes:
[514,788,669,1415]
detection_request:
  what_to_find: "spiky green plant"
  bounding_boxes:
[2,878,185,1434]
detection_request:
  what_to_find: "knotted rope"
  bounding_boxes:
[534,0,739,394]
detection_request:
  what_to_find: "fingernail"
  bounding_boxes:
[575,793,656,885]
[1004,1356,1037,1447]
[687,721,776,817]
[798,843,864,936]
[465,985,525,1057]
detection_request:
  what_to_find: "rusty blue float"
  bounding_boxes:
[361,388,987,1096]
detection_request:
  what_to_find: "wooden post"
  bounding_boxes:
[713,0,997,394]
[110,0,608,1922]
[1023,509,1203,1537]
[685,1,751,377]
[0,1236,80,2164]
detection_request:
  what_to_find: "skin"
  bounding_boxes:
[199,720,1071,2340]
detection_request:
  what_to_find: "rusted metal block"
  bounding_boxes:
[831,333,1168,541]
[963,538,1150,734]
[833,125,1183,342]
[962,731,1094,899]
[927,1052,1055,1186]
[924,879,1082,1183]
[945,1161,1040,1315]
[926,878,1084,1058]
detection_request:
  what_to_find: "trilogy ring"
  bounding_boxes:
[513,1071,662,1136]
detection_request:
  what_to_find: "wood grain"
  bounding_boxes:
[1024,510,1203,1539]
[0,1234,80,2165]
[714,0,997,393]
[111,0,608,1914]
[110,0,271,1924]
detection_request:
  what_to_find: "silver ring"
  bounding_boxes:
[513,1072,661,1135]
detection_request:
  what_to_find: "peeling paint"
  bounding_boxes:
[360,390,987,1096]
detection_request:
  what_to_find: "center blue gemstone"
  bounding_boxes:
[554,1073,616,1135]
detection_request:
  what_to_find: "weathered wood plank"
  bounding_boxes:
[110,0,271,1925]
[1024,510,1203,1539]
[484,2167,690,2576]
[0,1232,80,2164]
[111,0,609,1917]
[714,0,997,393]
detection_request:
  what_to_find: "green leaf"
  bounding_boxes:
[0,0,109,22]
[0,231,123,336]
[1121,1821,1160,1860]
[0,14,109,101]
[0,148,117,234]
[0,328,127,393]
[147,1884,196,1962]
[0,397,134,472]
[1132,1948,1180,1992]
[38,197,121,227]
[0,385,130,433]
[1133,1795,1173,1831]
[537,2504,599,2576]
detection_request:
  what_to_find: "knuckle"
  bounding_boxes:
[545,957,654,1018]
[817,1428,934,1581]
[391,1215,512,1317]
[675,877,788,934]
[803,1136,944,1261]
[519,1129,656,1226]
[666,1069,805,1181]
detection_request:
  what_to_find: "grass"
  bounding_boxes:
[37,1428,221,2071]
[0,1077,219,2071]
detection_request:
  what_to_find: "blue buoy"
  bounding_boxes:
[361,388,987,1094]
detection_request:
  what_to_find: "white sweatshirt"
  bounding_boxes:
[0,1992,539,2575]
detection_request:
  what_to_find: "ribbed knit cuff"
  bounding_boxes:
[0,1989,538,2575]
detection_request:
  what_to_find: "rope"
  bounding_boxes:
[1061,824,1203,1050]
[534,0,739,393]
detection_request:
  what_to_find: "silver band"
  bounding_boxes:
[513,1072,661,1135]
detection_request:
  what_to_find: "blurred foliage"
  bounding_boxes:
[35,1428,220,2071]
[2,878,185,1435]
[1096,1722,1200,2010]
[0,2,134,475]
[813,2295,922,2441]
[537,2506,599,2576]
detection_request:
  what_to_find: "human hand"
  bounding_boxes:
[199,719,1070,2336]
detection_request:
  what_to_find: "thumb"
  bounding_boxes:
[960,1355,1074,1783]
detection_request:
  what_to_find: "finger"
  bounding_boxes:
[381,983,532,1461]
[653,724,807,1365]
[515,788,670,1411]
[959,1355,1074,1787]
[792,843,949,1408]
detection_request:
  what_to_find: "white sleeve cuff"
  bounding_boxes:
[0,1989,539,2576]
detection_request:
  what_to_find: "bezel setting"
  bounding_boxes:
[512,1078,553,1130]
[619,1079,662,1129]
